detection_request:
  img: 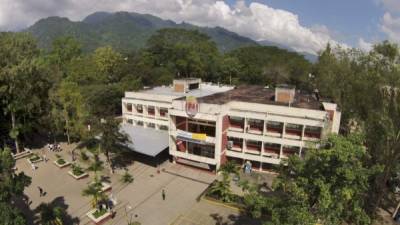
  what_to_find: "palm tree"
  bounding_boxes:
[218,161,239,176]
[38,203,64,225]
[82,178,106,209]
[209,172,233,202]
[87,155,104,177]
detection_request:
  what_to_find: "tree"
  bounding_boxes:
[366,85,400,214]
[270,134,373,225]
[0,32,49,152]
[82,178,106,209]
[38,203,64,225]
[97,118,130,173]
[218,56,242,85]
[228,45,311,86]
[0,148,31,225]
[48,36,82,76]
[209,172,233,203]
[51,80,88,144]
[87,155,104,177]
[144,28,220,80]
[93,46,125,83]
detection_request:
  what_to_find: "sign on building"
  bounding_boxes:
[185,96,198,117]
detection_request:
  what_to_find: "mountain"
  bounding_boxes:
[26,11,258,53]
[258,40,318,63]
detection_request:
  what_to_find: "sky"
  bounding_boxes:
[0,0,399,55]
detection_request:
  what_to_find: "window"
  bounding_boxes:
[126,103,132,112]
[189,83,199,90]
[187,142,215,158]
[136,121,144,126]
[160,108,168,117]
[148,106,155,116]
[136,105,143,113]
[147,123,155,128]
[159,125,168,131]
[127,119,133,124]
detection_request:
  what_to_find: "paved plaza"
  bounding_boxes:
[15,143,251,225]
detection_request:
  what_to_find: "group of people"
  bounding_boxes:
[47,143,62,152]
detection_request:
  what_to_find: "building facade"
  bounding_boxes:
[122,79,341,172]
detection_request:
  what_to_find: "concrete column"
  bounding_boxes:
[282,122,286,138]
[132,103,137,114]
[155,106,160,117]
[301,125,306,140]
[244,117,248,133]
[263,119,267,136]
[299,147,302,157]
[143,105,148,116]
[279,144,283,159]
[261,142,264,156]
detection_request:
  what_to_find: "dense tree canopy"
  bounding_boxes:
[1,28,400,225]
[266,134,374,225]
[0,148,31,225]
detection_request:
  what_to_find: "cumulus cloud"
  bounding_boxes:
[379,0,400,13]
[381,12,400,43]
[0,0,346,54]
[358,38,373,52]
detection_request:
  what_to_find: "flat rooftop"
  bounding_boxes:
[140,83,234,98]
[198,85,323,110]
[121,124,169,157]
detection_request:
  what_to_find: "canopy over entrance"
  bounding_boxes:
[121,124,169,157]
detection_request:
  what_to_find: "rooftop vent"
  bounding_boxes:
[173,78,201,93]
[275,84,295,104]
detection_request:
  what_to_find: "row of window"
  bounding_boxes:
[125,103,168,117]
[126,119,168,131]
[227,137,303,158]
[229,116,322,138]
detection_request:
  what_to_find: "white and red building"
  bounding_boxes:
[122,78,341,172]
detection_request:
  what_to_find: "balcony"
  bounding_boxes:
[281,146,300,158]
[247,119,264,135]
[266,121,283,137]
[304,126,322,140]
[229,116,244,132]
[285,124,302,140]
[245,140,262,155]
[228,137,243,152]
[264,143,280,158]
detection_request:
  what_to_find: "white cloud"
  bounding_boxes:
[381,12,400,43]
[379,0,400,13]
[358,38,373,52]
[0,0,346,54]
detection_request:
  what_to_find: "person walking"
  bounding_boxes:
[38,186,43,197]
[162,189,166,201]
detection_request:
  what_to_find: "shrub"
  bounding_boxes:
[57,158,66,165]
[72,164,84,176]
[121,171,134,184]
[80,151,89,161]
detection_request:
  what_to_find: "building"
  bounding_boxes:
[121,78,341,172]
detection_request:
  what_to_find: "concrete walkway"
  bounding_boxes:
[16,144,218,225]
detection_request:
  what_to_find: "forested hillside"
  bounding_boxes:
[26,11,258,53]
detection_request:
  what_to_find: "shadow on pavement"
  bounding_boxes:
[31,196,80,225]
[210,212,262,225]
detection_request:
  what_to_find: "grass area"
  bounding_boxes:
[92,208,108,219]
[30,154,41,161]
[56,158,66,165]
[72,164,85,176]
